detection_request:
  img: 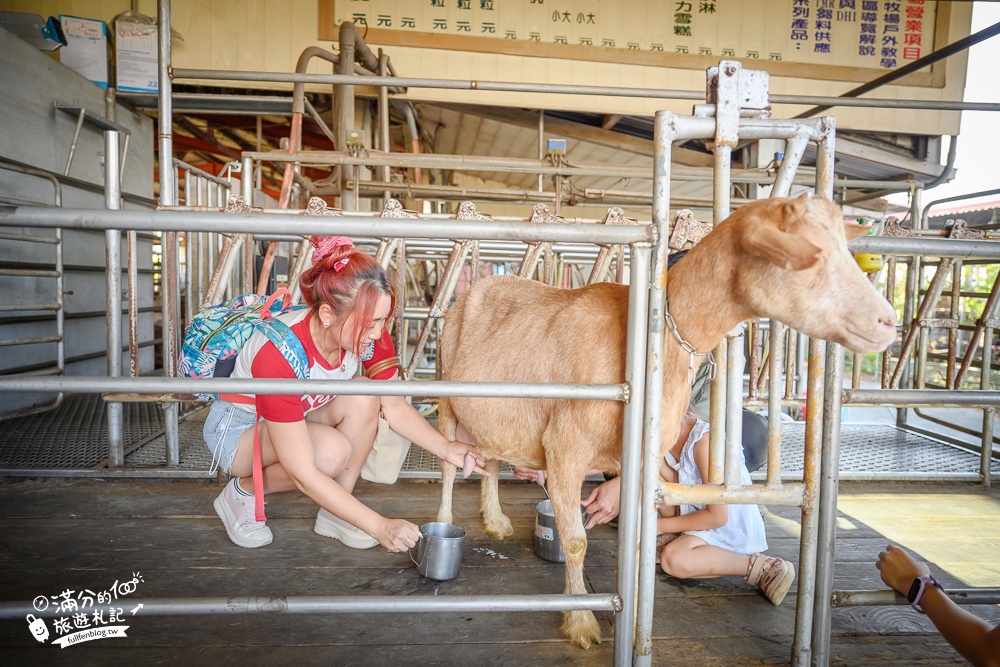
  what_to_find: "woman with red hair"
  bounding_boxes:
[203,235,486,551]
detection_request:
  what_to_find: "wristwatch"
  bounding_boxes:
[906,574,943,614]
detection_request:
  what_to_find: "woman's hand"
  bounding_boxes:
[513,466,545,486]
[378,517,422,553]
[582,476,621,529]
[876,544,930,595]
[442,441,489,477]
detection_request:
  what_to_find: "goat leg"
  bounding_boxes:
[479,459,511,539]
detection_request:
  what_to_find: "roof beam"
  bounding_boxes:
[426,103,714,168]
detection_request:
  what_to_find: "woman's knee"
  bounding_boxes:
[313,436,352,477]
[339,393,380,423]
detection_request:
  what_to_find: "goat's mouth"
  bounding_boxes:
[843,327,895,353]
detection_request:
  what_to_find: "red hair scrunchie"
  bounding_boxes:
[310,235,354,272]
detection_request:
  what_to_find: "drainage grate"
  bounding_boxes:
[125,416,215,471]
[0,394,164,469]
[768,423,1000,480]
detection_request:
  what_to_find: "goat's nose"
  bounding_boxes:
[879,311,898,328]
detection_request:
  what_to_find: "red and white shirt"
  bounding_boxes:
[224,309,398,422]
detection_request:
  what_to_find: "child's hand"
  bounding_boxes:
[876,544,930,595]
[582,476,621,529]
[379,518,421,553]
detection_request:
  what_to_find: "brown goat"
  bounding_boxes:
[434,196,897,649]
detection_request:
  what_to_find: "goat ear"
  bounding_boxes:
[743,224,822,271]
[844,223,873,241]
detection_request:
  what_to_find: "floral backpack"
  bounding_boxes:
[177,288,309,399]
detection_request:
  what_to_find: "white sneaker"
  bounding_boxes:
[213,478,273,548]
[314,508,378,549]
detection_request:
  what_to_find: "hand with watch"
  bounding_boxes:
[876,544,944,613]
[876,544,1000,667]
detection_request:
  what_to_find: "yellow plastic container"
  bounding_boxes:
[853,219,883,273]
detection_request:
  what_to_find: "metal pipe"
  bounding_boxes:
[725,329,744,488]
[157,0,180,468]
[172,158,229,188]
[172,68,1000,112]
[127,227,139,377]
[832,589,1000,608]
[634,109,674,666]
[0,207,652,245]
[0,594,618,620]
[811,343,844,664]
[771,134,809,197]
[841,389,1000,406]
[0,376,628,400]
[614,244,651,667]
[658,482,804,506]
[104,131,124,468]
[791,339,825,666]
[64,108,86,175]
[766,321,785,486]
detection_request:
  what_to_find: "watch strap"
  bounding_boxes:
[907,574,942,614]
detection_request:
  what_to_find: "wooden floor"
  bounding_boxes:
[0,476,997,666]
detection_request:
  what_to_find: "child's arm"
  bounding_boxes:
[655,432,729,534]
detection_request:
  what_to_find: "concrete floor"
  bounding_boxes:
[0,476,997,666]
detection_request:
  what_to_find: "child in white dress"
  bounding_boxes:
[655,409,795,605]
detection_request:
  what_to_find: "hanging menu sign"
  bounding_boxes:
[318,0,946,85]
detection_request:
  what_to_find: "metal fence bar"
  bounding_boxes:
[171,68,1000,112]
[0,208,651,246]
[0,594,619,620]
[0,376,626,400]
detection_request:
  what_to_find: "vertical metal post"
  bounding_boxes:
[613,244,650,666]
[104,130,124,468]
[378,52,391,205]
[241,156,255,295]
[709,341,728,483]
[537,110,545,193]
[982,322,995,486]
[898,187,923,424]
[811,343,845,664]
[791,339,826,666]
[633,109,673,667]
[725,328,745,487]
[158,0,180,467]
[766,321,785,485]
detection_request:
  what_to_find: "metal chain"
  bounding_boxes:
[664,310,717,385]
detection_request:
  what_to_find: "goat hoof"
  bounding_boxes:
[563,610,602,650]
[484,514,514,540]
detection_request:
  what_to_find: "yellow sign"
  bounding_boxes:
[320,0,946,85]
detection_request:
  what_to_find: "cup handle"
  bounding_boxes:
[408,546,419,567]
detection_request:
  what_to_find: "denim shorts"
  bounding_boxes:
[203,400,259,475]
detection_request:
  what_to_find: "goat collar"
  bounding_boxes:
[664,310,717,385]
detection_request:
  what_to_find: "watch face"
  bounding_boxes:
[907,577,922,603]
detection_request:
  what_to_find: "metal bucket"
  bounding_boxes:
[409,522,466,580]
[534,499,564,562]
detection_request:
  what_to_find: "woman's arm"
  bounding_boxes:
[264,419,419,551]
[379,379,488,475]
[655,433,728,534]
[877,545,1000,667]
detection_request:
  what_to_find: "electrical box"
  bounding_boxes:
[546,138,567,158]
[346,130,365,149]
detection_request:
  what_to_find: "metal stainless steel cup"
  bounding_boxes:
[533,499,590,563]
[409,522,466,580]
